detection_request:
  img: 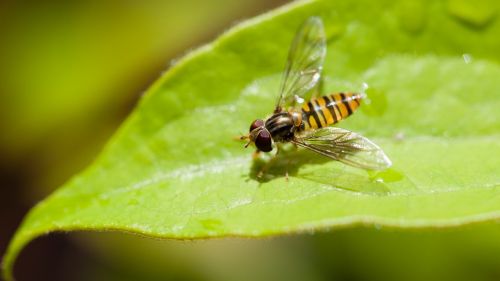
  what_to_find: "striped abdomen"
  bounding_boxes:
[300,92,362,130]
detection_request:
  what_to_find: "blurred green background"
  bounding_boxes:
[1,1,499,281]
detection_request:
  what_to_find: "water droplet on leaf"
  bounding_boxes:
[199,218,223,231]
[368,169,405,183]
[361,87,387,116]
[325,23,345,41]
[462,53,473,64]
[128,198,139,206]
[447,0,497,28]
[394,132,405,142]
[397,1,427,34]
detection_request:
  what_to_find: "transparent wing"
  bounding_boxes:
[275,16,326,111]
[292,127,392,170]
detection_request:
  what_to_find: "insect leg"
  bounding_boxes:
[252,150,261,159]
[285,164,289,182]
[276,145,290,181]
[256,146,280,179]
[254,143,291,181]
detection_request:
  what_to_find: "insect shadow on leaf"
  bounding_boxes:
[247,144,391,195]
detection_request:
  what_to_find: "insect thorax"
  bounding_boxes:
[265,112,296,142]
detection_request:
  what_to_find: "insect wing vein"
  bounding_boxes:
[292,127,392,170]
[275,16,326,111]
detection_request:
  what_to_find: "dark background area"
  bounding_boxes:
[0,1,288,280]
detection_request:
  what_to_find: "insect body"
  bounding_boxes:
[242,17,391,171]
[300,92,362,130]
[263,92,362,143]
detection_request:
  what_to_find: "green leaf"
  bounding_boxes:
[3,0,500,279]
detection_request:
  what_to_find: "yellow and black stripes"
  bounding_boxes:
[300,92,361,130]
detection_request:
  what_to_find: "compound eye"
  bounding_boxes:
[249,119,264,132]
[255,130,272,152]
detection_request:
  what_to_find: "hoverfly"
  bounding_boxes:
[241,17,391,172]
